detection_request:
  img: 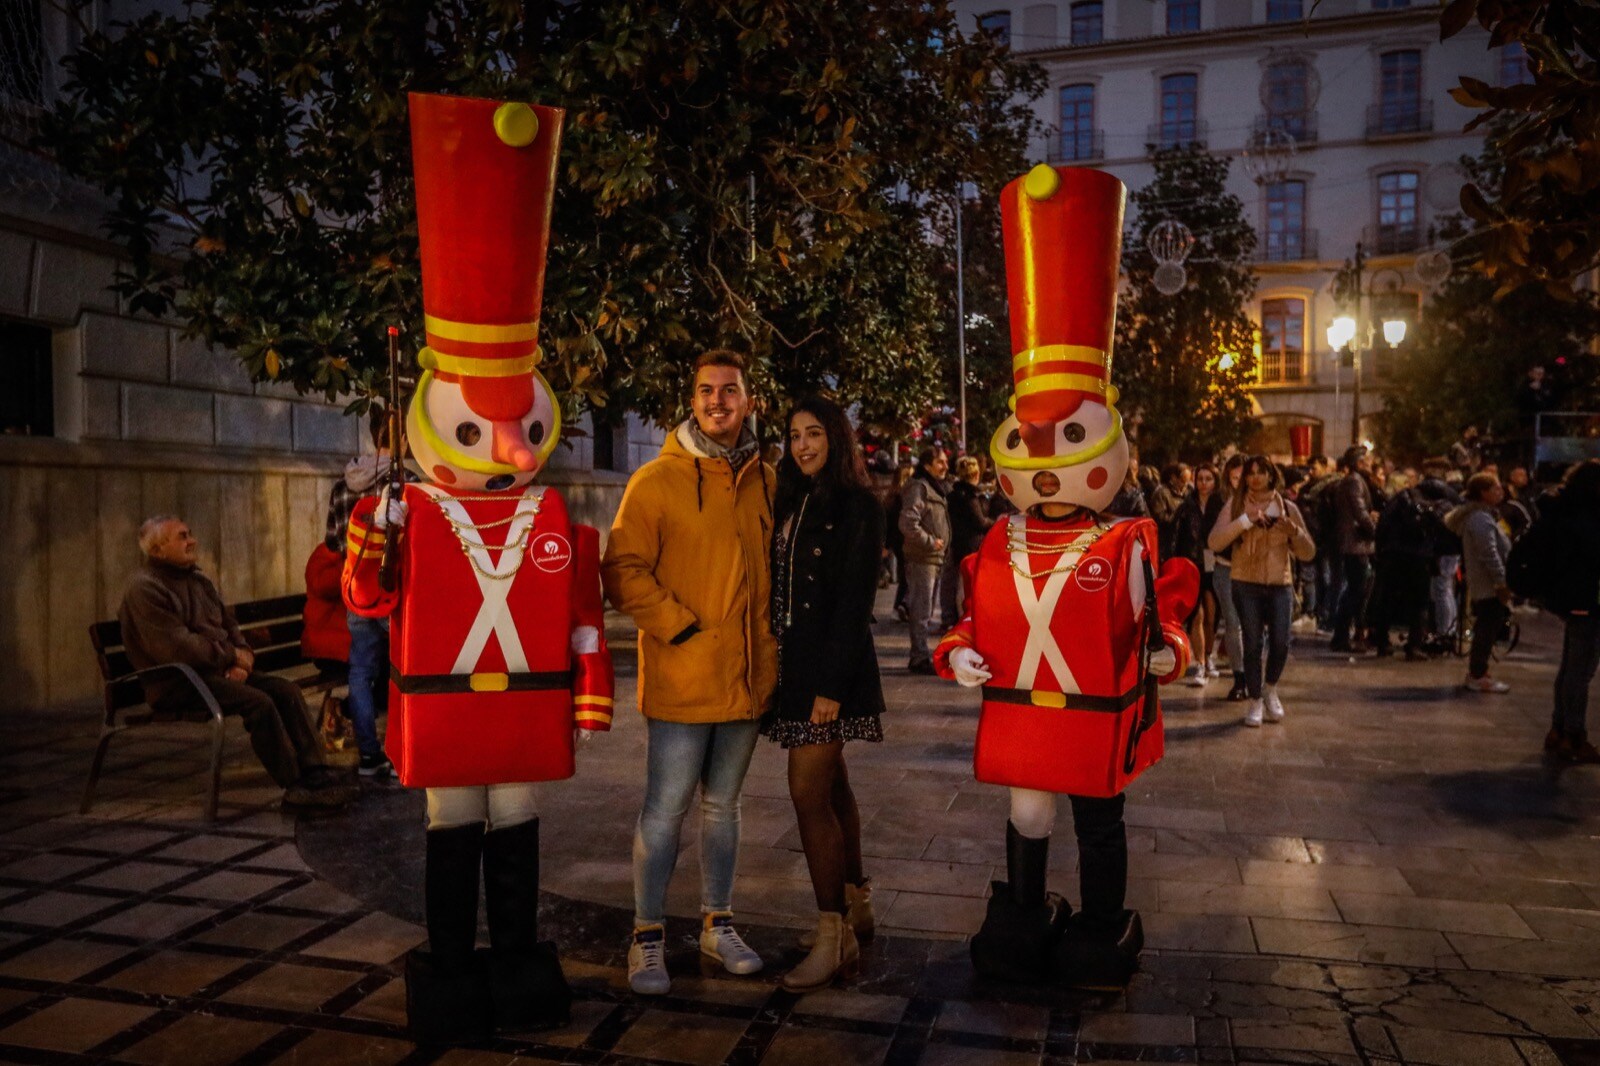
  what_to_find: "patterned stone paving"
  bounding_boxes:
[2,597,1599,1064]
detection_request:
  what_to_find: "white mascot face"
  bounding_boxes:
[990,399,1130,514]
[406,370,562,492]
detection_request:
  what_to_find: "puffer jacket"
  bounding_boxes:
[898,471,951,565]
[602,423,777,723]
[1444,501,1511,603]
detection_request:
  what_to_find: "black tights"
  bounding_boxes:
[787,740,864,914]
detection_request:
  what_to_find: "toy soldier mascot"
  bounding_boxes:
[933,165,1198,989]
[343,92,613,1041]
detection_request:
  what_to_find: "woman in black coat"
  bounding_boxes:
[765,396,885,991]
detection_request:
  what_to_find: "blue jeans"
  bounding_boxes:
[345,610,388,758]
[1432,555,1460,636]
[1213,564,1244,673]
[1232,581,1293,699]
[633,718,761,926]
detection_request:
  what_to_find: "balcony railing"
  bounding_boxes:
[1366,100,1434,138]
[1261,229,1319,262]
[1252,111,1318,147]
[1054,129,1105,163]
[1364,223,1425,255]
[1147,118,1208,152]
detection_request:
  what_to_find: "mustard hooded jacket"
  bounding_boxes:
[601,423,778,723]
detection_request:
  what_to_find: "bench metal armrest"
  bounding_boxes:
[108,662,224,725]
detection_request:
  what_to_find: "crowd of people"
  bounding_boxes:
[880,431,1600,760]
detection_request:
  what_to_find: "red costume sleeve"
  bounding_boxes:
[933,552,983,680]
[1152,556,1200,684]
[571,524,615,732]
[342,495,399,619]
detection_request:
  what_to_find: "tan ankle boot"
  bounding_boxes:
[782,912,859,992]
[799,880,875,947]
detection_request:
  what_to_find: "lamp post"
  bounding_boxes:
[1326,243,1410,450]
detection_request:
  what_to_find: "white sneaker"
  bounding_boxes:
[1185,667,1207,687]
[1243,699,1264,727]
[699,912,763,975]
[628,924,671,995]
[1463,674,1511,694]
[1263,686,1285,723]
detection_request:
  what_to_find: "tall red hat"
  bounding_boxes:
[408,92,564,423]
[1000,165,1126,425]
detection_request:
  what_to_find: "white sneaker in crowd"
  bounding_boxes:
[1263,685,1285,723]
[699,912,763,975]
[1243,699,1264,727]
[1463,674,1511,694]
[628,924,671,995]
[1185,666,1207,687]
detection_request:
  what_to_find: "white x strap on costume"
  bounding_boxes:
[1008,515,1104,693]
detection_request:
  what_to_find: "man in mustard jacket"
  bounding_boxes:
[602,349,778,996]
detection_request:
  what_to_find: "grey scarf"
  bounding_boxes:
[685,419,759,474]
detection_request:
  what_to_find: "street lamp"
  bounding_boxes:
[1383,318,1407,347]
[1326,316,1356,351]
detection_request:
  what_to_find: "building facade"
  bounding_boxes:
[955,0,1516,459]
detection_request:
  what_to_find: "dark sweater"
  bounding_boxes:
[118,559,245,702]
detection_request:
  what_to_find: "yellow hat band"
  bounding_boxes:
[424,315,539,345]
[1014,373,1109,400]
[1011,343,1108,375]
[418,347,541,378]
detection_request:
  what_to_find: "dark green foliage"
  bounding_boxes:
[44,1,1042,427]
[1114,147,1259,466]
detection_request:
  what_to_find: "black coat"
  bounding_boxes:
[771,485,887,721]
[1173,491,1224,570]
[947,480,995,561]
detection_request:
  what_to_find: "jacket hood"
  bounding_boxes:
[344,454,386,492]
[1444,500,1492,534]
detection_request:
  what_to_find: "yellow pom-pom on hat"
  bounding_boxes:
[1023,163,1062,201]
[493,102,540,147]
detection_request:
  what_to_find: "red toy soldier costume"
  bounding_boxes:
[933,165,1198,988]
[343,92,613,1042]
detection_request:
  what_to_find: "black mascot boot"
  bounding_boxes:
[483,818,571,1032]
[970,822,1070,983]
[1054,795,1141,988]
[406,822,493,1044]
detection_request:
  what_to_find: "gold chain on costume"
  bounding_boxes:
[1007,521,1110,580]
[422,493,541,581]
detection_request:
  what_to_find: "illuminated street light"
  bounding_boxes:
[1327,316,1356,350]
[1382,318,1407,347]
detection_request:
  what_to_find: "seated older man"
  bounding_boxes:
[118,516,355,810]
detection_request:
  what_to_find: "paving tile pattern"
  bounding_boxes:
[1,603,1598,1063]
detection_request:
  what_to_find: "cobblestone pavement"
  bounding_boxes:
[2,596,1599,1065]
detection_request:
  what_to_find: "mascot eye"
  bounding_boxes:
[1006,428,1022,450]
[1064,422,1086,444]
[455,422,482,446]
[528,420,545,446]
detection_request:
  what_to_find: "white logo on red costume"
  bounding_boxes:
[531,533,572,573]
[1075,557,1111,593]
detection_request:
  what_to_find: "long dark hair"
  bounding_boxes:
[774,396,868,525]
[1228,454,1282,519]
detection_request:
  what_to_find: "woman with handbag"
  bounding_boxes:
[765,396,886,992]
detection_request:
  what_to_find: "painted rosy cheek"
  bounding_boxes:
[432,464,458,484]
[1086,466,1108,491]
[1000,474,1014,496]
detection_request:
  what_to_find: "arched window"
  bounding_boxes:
[1058,84,1099,161]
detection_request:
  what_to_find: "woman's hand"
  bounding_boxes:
[810,696,841,724]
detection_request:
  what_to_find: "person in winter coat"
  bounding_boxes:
[942,456,995,626]
[1444,472,1514,694]
[898,447,951,673]
[765,397,886,991]
[1416,458,1463,644]
[1369,479,1437,659]
[602,349,777,996]
[1208,456,1316,726]
[1174,463,1224,685]
[1527,460,1600,762]
[1330,447,1379,652]
[1209,455,1249,699]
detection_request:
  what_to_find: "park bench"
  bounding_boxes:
[82,594,344,822]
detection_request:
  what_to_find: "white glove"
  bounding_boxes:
[570,626,600,656]
[949,646,992,688]
[574,728,596,744]
[1147,646,1176,677]
[373,494,408,530]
